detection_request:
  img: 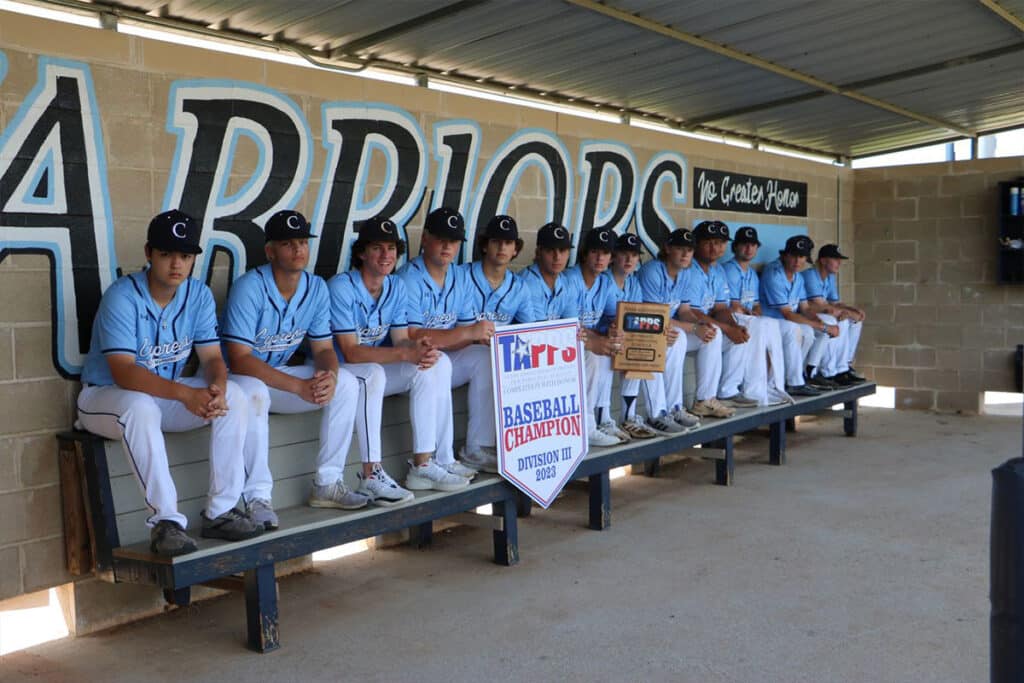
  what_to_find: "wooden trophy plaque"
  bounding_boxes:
[612,301,670,380]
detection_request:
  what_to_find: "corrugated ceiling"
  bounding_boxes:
[31,0,1024,158]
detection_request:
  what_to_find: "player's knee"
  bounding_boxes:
[223,380,247,411]
[122,394,161,427]
[335,368,359,396]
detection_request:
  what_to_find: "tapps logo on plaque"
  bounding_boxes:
[490,318,587,508]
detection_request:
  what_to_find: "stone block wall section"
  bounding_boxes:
[0,12,850,608]
[852,156,1024,413]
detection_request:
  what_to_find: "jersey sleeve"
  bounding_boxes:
[397,268,425,328]
[193,283,220,346]
[825,275,841,303]
[749,270,762,305]
[388,277,409,329]
[328,275,358,335]
[306,276,333,341]
[802,269,825,300]
[221,274,260,348]
[95,286,139,356]
[760,266,791,309]
[513,277,541,323]
[638,263,663,303]
[723,264,742,303]
[714,269,730,305]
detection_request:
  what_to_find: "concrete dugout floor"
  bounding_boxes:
[3,408,1018,683]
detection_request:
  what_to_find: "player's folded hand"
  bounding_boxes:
[205,383,229,419]
[311,370,336,405]
[666,326,680,346]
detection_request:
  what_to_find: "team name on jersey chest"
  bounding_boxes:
[138,336,194,369]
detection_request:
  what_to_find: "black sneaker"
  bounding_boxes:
[843,368,867,383]
[786,383,821,397]
[201,509,264,542]
[826,372,858,387]
[150,520,198,557]
[806,374,839,390]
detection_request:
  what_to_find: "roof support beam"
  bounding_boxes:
[978,0,1024,33]
[330,0,488,58]
[563,0,974,138]
[688,42,1024,126]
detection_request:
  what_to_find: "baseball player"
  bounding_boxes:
[564,227,628,447]
[802,244,866,385]
[518,222,579,322]
[76,210,262,556]
[719,226,791,406]
[329,216,468,501]
[759,235,840,396]
[635,228,702,433]
[602,232,659,440]
[222,210,371,524]
[675,221,742,419]
[397,207,494,475]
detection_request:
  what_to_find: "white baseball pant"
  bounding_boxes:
[437,344,496,463]
[777,319,813,386]
[381,353,455,457]
[584,350,614,431]
[231,364,369,493]
[685,328,724,402]
[810,313,847,377]
[76,377,248,528]
[758,317,789,396]
[719,313,767,403]
[839,319,863,371]
[642,335,687,416]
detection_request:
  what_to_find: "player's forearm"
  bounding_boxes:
[781,309,822,329]
[201,356,229,391]
[339,343,412,365]
[408,325,468,350]
[110,363,190,402]
[310,348,339,376]
[229,352,303,394]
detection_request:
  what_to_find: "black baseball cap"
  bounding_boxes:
[666,228,695,248]
[693,220,731,242]
[733,226,761,246]
[147,209,202,254]
[481,215,519,241]
[536,222,572,249]
[581,228,616,252]
[615,232,643,253]
[424,207,466,241]
[818,244,849,260]
[264,209,316,242]
[356,215,403,243]
[781,235,814,257]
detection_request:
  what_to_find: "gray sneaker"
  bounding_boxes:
[442,460,478,479]
[648,411,687,434]
[246,498,279,530]
[459,445,499,473]
[406,458,471,492]
[309,480,370,510]
[357,465,415,506]
[150,520,198,557]
[670,408,702,429]
[200,508,264,542]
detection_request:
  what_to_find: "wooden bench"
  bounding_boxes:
[553,382,877,530]
[57,388,520,652]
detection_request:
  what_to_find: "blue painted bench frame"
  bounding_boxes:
[57,430,520,653]
[523,382,876,530]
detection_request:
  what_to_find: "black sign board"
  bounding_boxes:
[694,167,807,217]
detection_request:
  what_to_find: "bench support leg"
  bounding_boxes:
[843,400,858,437]
[492,497,519,567]
[785,417,797,433]
[588,470,611,531]
[516,491,533,518]
[769,420,786,466]
[409,521,433,548]
[642,456,660,477]
[244,563,280,653]
[163,587,190,607]
[714,436,735,486]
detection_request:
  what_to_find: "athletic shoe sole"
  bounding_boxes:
[308,498,368,511]
[405,476,470,492]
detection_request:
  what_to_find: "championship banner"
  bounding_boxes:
[491,318,588,508]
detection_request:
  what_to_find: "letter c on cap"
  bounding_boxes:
[499,218,511,231]
[286,214,301,230]
[447,215,459,229]
[599,231,610,242]
[171,222,187,239]
[553,227,565,239]
[381,221,394,234]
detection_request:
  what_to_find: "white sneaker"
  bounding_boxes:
[598,421,631,442]
[459,445,499,473]
[406,458,471,492]
[648,411,687,434]
[357,465,414,506]
[670,408,702,429]
[588,428,622,448]
[442,460,478,479]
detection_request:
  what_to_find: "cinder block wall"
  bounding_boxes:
[852,157,1024,412]
[0,13,849,608]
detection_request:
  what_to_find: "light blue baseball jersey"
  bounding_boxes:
[681,262,730,315]
[221,264,332,368]
[721,259,760,313]
[563,266,621,331]
[801,267,840,303]
[460,261,539,326]
[598,270,642,331]
[81,270,220,386]
[397,256,475,330]
[328,271,409,359]
[760,258,808,319]
[637,259,690,319]
[518,263,579,321]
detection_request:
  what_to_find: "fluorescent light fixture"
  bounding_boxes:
[0,0,101,28]
[358,67,418,86]
[760,144,838,166]
[428,78,621,123]
[629,118,722,143]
